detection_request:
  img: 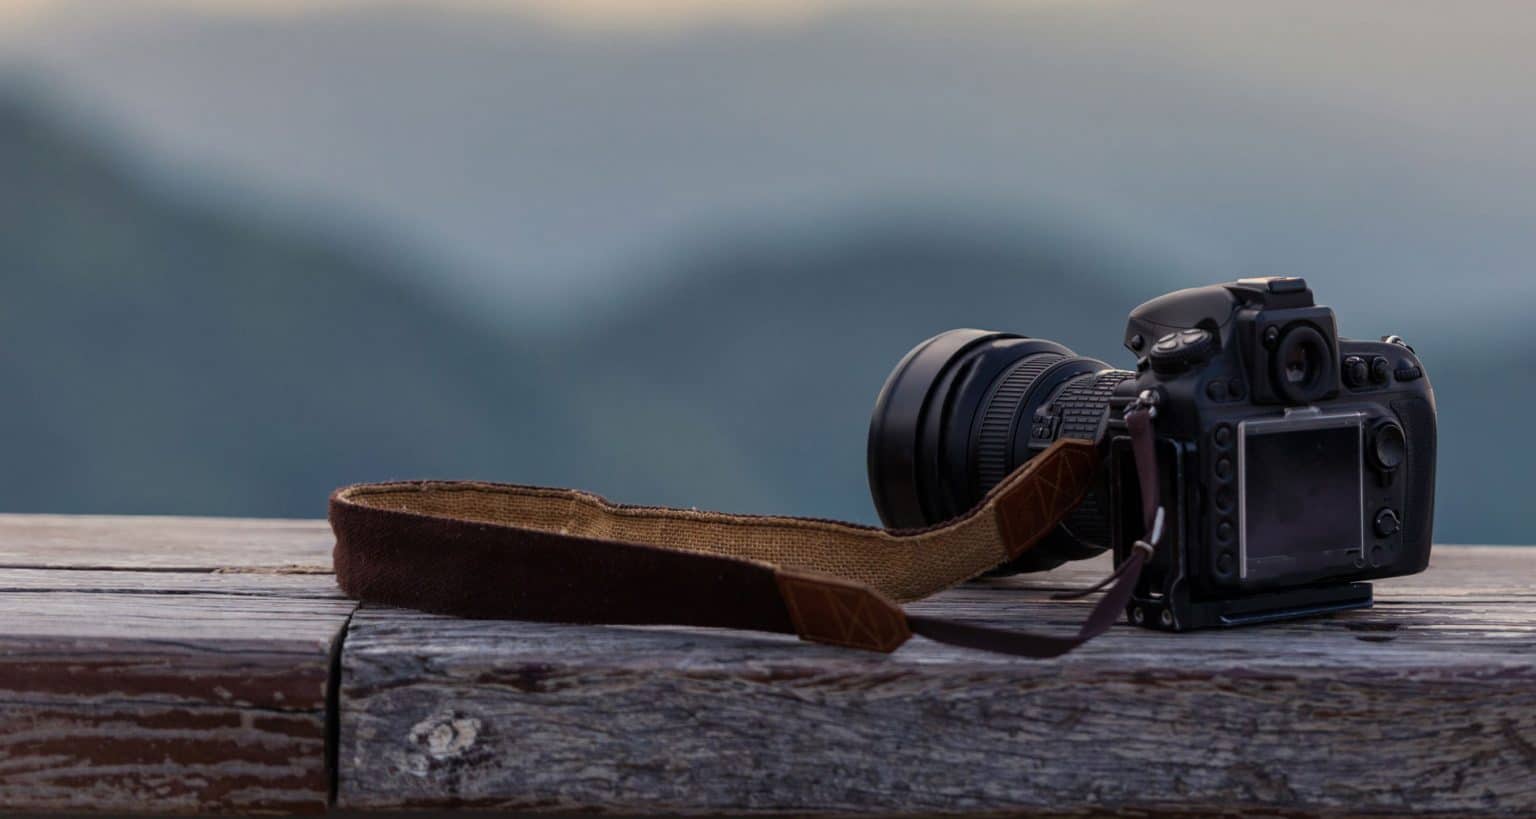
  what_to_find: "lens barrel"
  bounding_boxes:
[867,329,1133,573]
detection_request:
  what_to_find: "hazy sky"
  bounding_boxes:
[0,0,886,31]
[5,0,1535,333]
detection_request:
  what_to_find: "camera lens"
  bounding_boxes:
[1271,323,1335,404]
[867,329,1133,572]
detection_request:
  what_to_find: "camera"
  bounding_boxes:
[867,277,1436,630]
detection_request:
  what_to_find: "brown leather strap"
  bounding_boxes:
[330,437,1142,656]
[904,404,1162,657]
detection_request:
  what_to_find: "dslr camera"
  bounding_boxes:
[868,277,1437,630]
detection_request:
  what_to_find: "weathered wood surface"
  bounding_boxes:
[0,515,353,815]
[0,513,333,570]
[0,515,1533,816]
[338,547,1536,817]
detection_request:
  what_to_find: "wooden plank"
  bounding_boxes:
[336,546,1536,816]
[980,545,1536,597]
[0,514,333,571]
[0,568,342,598]
[0,514,1530,816]
[0,516,354,815]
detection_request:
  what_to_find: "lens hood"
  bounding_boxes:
[867,329,1074,529]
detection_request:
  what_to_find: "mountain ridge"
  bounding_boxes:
[0,90,1525,543]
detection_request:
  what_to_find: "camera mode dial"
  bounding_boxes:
[1148,328,1215,374]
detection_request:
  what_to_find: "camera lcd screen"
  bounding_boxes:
[1239,419,1363,583]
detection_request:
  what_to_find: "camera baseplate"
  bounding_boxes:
[1129,581,1374,632]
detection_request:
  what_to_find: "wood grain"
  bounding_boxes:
[338,547,1536,816]
[1,512,1532,816]
[0,518,354,815]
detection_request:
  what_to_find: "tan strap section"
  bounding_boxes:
[331,438,1099,652]
[775,571,913,652]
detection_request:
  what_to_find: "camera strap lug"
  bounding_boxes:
[1134,506,1165,558]
[1050,404,1162,602]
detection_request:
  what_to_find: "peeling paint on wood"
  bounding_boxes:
[0,527,354,815]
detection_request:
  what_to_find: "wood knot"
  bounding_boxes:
[409,712,482,760]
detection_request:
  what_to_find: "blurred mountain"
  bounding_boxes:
[0,91,1524,543]
[566,218,1164,518]
[0,93,577,516]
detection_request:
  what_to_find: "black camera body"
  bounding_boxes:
[1106,277,1436,630]
[867,276,1436,632]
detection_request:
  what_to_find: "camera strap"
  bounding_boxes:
[329,408,1161,658]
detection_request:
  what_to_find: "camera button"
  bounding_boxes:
[1343,355,1368,387]
[1374,508,1402,538]
[1206,380,1228,401]
[1394,364,1423,381]
[1213,424,1233,448]
[1214,457,1233,480]
[1371,422,1407,471]
[1216,520,1234,544]
[1150,329,1214,373]
[1370,356,1392,384]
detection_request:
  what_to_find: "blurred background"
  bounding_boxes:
[0,0,1528,542]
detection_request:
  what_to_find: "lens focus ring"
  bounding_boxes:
[974,354,1063,489]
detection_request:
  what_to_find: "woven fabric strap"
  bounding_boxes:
[331,437,1143,656]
